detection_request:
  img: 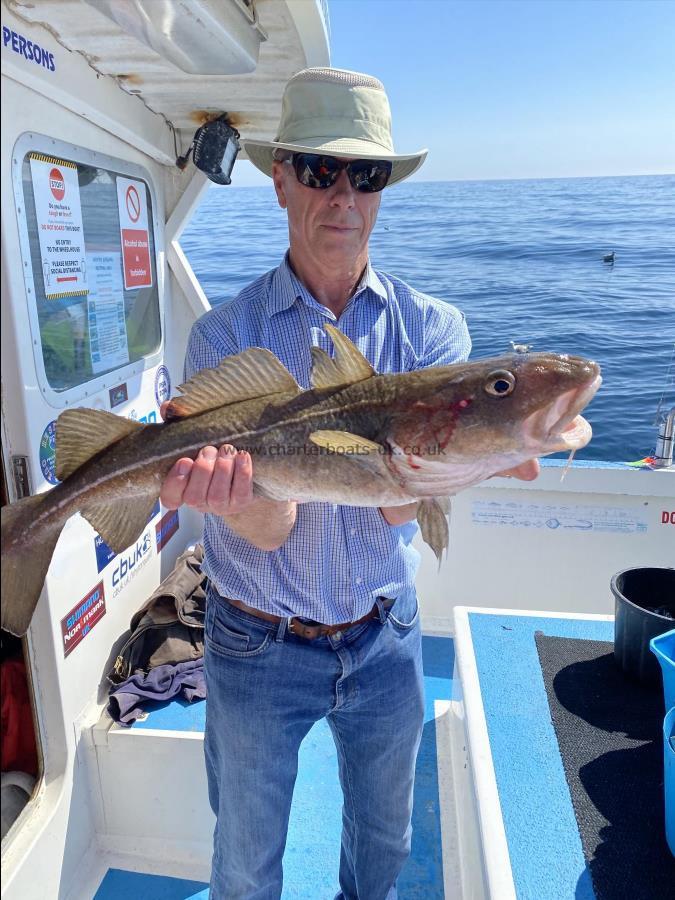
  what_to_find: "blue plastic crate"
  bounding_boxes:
[664,707,675,857]
[651,628,675,711]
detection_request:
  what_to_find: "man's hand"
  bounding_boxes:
[158,401,296,549]
[160,443,255,516]
[494,459,540,481]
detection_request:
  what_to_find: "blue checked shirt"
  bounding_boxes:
[185,254,471,624]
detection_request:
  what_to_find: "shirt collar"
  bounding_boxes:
[354,259,388,305]
[267,253,388,317]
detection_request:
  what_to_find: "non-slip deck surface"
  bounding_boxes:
[469,613,611,900]
[469,612,675,900]
[94,635,454,898]
[535,634,675,900]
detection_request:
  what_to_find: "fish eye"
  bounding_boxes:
[484,370,516,397]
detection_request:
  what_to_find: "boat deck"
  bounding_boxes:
[90,635,456,899]
[454,608,675,900]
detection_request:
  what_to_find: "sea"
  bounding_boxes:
[181,174,675,463]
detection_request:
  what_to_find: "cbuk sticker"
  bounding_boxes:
[62,582,106,658]
[110,529,154,598]
[2,26,56,71]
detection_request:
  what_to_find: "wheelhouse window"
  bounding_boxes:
[20,150,161,392]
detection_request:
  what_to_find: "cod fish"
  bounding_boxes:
[1,325,601,636]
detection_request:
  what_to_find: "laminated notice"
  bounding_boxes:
[471,500,649,534]
[116,176,153,290]
[86,252,129,373]
[29,154,88,300]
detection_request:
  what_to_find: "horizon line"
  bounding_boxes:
[227,170,674,189]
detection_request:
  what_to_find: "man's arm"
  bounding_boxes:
[380,503,418,526]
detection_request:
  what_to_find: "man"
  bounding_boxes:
[161,67,538,899]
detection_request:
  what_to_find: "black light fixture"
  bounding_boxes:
[177,115,241,185]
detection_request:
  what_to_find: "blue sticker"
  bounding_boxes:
[154,365,171,407]
[39,420,59,485]
[94,534,116,573]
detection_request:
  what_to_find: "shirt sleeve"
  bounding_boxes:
[411,301,472,369]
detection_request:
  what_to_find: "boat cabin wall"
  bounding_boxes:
[1,11,204,892]
[415,465,674,632]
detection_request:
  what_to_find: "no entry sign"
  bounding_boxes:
[116,176,153,290]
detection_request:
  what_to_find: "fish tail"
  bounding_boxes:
[1,493,66,636]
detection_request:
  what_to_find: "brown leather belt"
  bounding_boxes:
[225,596,395,641]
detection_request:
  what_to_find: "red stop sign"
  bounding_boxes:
[49,167,65,201]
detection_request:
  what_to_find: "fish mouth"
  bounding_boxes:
[525,372,603,453]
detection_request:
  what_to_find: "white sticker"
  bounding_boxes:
[29,154,88,299]
[471,500,649,534]
[86,252,129,373]
[116,176,153,290]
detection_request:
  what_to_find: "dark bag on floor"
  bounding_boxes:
[107,545,207,685]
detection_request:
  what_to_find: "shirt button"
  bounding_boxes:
[350,527,356,536]
[355,576,362,585]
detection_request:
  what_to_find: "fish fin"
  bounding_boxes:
[309,430,383,455]
[310,324,376,389]
[417,498,450,565]
[1,493,64,636]
[56,409,144,480]
[310,347,346,390]
[81,493,159,553]
[166,348,301,418]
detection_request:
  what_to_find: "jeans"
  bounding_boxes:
[203,585,425,900]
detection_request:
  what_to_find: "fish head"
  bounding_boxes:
[390,352,602,465]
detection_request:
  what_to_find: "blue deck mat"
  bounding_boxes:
[468,612,615,900]
[93,870,208,899]
[97,635,454,898]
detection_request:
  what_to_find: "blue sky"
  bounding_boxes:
[234,0,675,185]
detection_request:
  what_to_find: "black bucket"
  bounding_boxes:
[612,567,675,685]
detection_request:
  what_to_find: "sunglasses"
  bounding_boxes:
[288,153,393,193]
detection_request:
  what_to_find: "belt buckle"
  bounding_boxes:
[289,616,323,640]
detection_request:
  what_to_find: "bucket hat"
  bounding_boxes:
[243,67,427,187]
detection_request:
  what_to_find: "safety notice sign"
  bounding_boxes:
[86,251,129,374]
[116,176,153,290]
[29,154,88,300]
